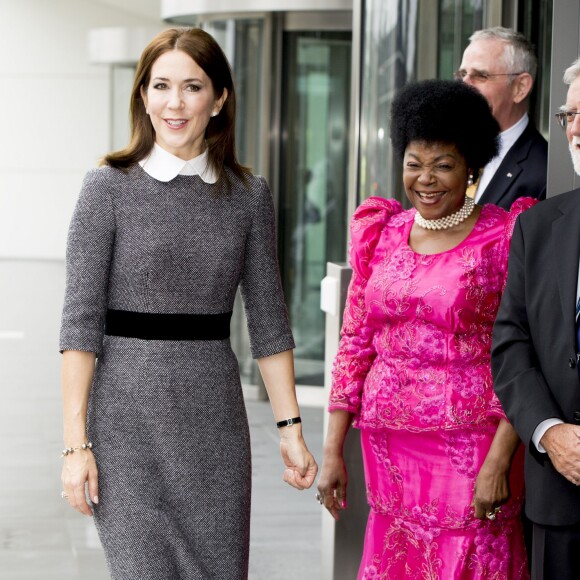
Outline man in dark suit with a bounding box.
[492,58,580,580]
[457,27,547,208]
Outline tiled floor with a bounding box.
[0,260,323,579]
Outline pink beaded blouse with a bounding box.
[329,196,536,432]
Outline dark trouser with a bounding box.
[523,509,533,572]
[532,521,580,580]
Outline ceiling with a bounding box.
[85,0,163,22]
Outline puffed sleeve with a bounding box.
[499,197,538,291]
[329,196,403,414]
[59,169,116,356]
[239,177,295,359]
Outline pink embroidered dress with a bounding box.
[330,196,536,580]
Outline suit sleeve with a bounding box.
[492,215,564,457]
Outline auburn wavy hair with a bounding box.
[103,28,250,190]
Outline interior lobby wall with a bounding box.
[0,0,162,259]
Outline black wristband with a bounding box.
[276,416,302,429]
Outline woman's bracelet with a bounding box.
[61,441,93,458]
[276,417,302,429]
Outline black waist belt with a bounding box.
[105,309,232,341]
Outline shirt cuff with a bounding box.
[532,418,564,453]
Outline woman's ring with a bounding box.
[61,491,68,500]
[315,492,324,505]
[486,511,496,520]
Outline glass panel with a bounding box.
[202,19,265,173]
[359,0,419,205]
[110,66,135,151]
[438,0,485,81]
[358,0,490,205]
[199,19,264,172]
[280,31,352,386]
[518,0,553,139]
[201,18,265,386]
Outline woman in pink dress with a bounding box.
[317,79,535,579]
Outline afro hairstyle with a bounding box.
[390,79,500,178]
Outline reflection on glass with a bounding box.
[519,0,553,138]
[280,31,351,386]
[438,0,484,81]
[359,0,419,205]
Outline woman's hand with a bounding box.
[471,418,520,520]
[316,451,348,520]
[471,457,510,520]
[61,350,98,516]
[279,429,318,490]
[61,450,99,516]
[316,410,352,520]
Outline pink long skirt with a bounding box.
[358,428,528,580]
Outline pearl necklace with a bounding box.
[414,196,475,231]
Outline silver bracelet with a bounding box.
[61,441,93,458]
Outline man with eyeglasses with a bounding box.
[457,27,547,208]
[492,58,580,580]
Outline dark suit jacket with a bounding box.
[478,122,547,209]
[492,189,580,526]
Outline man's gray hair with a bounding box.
[563,58,580,85]
[469,27,538,80]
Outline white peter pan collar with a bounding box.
[139,143,218,183]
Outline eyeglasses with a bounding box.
[555,110,580,130]
[453,69,524,83]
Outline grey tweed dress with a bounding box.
[59,164,295,580]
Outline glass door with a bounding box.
[200,18,267,386]
[437,0,485,80]
[279,31,352,386]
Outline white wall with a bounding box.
[0,0,162,259]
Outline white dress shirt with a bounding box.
[474,114,529,202]
[139,143,218,183]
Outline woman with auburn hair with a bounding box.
[59,27,317,579]
[317,79,534,579]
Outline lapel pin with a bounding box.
[507,172,513,178]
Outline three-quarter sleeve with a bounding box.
[239,177,295,359]
[59,169,116,356]
[329,197,403,414]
